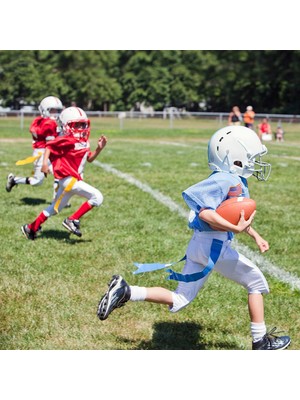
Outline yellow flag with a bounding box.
[16,152,43,166]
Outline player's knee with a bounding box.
[43,208,56,218]
[30,177,44,186]
[247,280,269,295]
[169,292,192,313]
[89,190,103,207]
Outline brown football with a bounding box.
[216,197,256,225]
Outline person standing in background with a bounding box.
[228,106,242,125]
[244,105,255,129]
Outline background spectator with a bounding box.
[276,125,284,142]
[244,105,255,129]
[228,106,242,125]
[258,117,273,141]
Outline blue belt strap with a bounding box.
[133,238,223,282]
[166,238,223,282]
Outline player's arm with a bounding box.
[245,225,269,253]
[88,135,107,162]
[199,208,256,234]
[41,148,51,176]
[43,120,58,141]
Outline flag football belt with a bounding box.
[133,238,223,282]
[54,177,77,213]
[16,152,43,165]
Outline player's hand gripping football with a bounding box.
[236,209,256,233]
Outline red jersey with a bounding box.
[259,122,270,134]
[30,117,58,149]
[46,136,92,181]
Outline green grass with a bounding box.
[1,117,300,350]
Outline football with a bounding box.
[216,197,256,225]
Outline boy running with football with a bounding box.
[21,106,107,240]
[97,125,291,350]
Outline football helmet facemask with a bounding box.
[208,126,271,181]
[38,96,63,120]
[59,107,90,141]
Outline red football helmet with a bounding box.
[59,107,90,141]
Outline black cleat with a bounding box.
[62,218,82,237]
[21,224,36,240]
[97,275,131,320]
[252,327,291,350]
[6,173,16,192]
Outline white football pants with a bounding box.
[43,176,103,217]
[170,230,269,313]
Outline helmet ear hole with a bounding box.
[234,161,243,167]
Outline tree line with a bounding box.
[0,50,299,114]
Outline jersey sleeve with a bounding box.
[42,119,58,141]
[30,118,57,141]
[182,173,235,212]
[46,136,75,156]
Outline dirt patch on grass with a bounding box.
[0,138,28,143]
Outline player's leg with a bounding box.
[97,264,210,321]
[21,181,66,240]
[97,231,214,320]
[8,149,46,193]
[62,180,103,237]
[214,246,290,349]
[28,154,45,187]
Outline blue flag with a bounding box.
[133,256,186,274]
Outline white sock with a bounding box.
[14,176,27,184]
[129,286,147,301]
[251,322,267,343]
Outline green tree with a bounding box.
[55,51,122,110]
[0,50,64,108]
[1,50,300,114]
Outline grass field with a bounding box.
[1,116,300,350]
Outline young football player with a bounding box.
[6,96,63,200]
[21,106,107,240]
[97,125,291,350]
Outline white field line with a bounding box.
[93,160,300,291]
[268,154,300,161]
[94,161,188,218]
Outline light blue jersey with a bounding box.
[182,171,249,233]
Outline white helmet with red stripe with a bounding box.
[59,106,90,141]
[38,96,63,120]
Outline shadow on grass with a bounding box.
[136,321,205,350]
[135,321,238,350]
[38,229,92,244]
[20,197,48,206]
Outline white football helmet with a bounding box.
[208,126,271,181]
[58,106,90,141]
[38,96,63,119]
